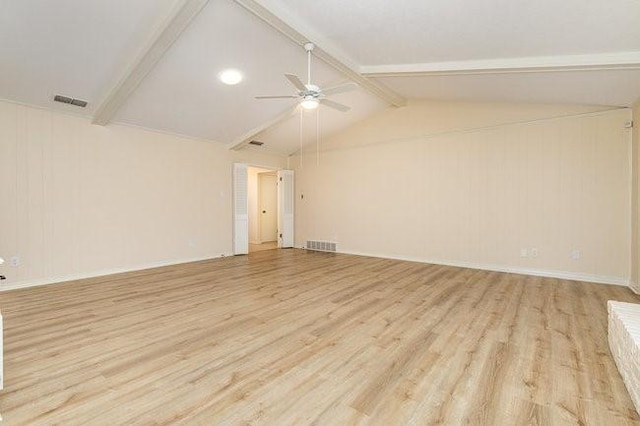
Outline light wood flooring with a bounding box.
[249,241,278,252]
[0,249,639,425]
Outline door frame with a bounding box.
[258,171,277,243]
[233,163,294,255]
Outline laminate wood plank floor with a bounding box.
[0,249,639,425]
[249,242,278,253]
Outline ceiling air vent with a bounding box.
[54,95,88,108]
[248,140,264,146]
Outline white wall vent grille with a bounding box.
[306,240,337,252]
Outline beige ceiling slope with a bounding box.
[363,52,640,107]
[92,0,210,125]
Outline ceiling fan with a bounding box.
[255,42,357,112]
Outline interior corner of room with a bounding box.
[1,0,640,423]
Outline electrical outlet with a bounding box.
[10,256,20,267]
[571,250,581,260]
[520,248,528,257]
[530,248,539,258]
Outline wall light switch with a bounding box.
[571,250,581,260]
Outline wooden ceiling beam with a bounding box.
[233,0,406,108]
[361,51,640,77]
[228,104,299,151]
[92,0,210,126]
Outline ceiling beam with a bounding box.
[228,104,299,151]
[92,0,210,126]
[361,51,640,77]
[232,0,406,107]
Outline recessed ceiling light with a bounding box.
[218,69,243,85]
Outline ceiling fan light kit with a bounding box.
[301,97,319,109]
[255,42,355,112]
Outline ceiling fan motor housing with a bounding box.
[303,84,321,97]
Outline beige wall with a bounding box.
[0,100,285,290]
[294,100,632,285]
[631,100,640,293]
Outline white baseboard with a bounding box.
[629,282,640,295]
[335,249,630,287]
[0,253,234,292]
[3,248,631,292]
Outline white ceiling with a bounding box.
[0,0,178,115]
[1,0,639,155]
[262,0,640,65]
[114,0,359,145]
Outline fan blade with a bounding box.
[321,82,358,96]
[255,95,298,99]
[285,74,307,91]
[320,98,350,112]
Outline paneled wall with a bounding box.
[631,100,640,293]
[0,100,285,289]
[294,101,632,284]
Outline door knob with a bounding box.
[262,210,266,214]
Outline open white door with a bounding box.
[233,163,249,255]
[277,169,294,248]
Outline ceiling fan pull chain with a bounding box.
[299,107,303,168]
[307,48,312,85]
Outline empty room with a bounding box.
[2,0,640,424]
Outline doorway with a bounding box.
[233,164,294,255]
[248,167,278,253]
[259,172,278,243]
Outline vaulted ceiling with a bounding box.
[1,0,639,155]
